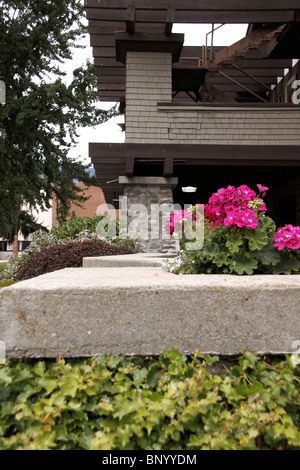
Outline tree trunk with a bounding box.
[13,235,18,257]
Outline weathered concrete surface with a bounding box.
[83,252,175,268]
[1,267,300,358]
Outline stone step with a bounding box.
[82,252,175,268]
[1,263,300,358]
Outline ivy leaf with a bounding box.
[0,370,12,386]
[60,379,78,398]
[230,253,258,275]
[245,228,268,251]
[239,351,259,370]
[147,363,163,388]
[225,233,243,254]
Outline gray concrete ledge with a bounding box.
[83,252,175,268]
[1,266,300,358]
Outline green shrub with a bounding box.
[1,350,300,450]
[3,231,66,281]
[15,240,133,281]
[51,215,110,239]
[0,263,6,281]
[0,280,15,288]
[4,215,142,281]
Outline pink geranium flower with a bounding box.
[204,184,266,229]
[236,209,259,229]
[257,184,269,193]
[274,225,300,251]
[164,209,193,236]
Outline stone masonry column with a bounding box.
[119,176,178,253]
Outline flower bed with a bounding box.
[165,185,300,275]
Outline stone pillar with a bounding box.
[119,176,179,253]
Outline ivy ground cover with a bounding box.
[1,350,300,450]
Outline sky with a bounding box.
[66,23,249,167]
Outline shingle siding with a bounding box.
[125,51,300,146]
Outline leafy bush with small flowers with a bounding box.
[165,184,300,275]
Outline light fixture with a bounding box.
[182,186,197,193]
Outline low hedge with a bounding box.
[1,350,300,450]
[15,240,133,281]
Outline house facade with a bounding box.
[85,1,300,250]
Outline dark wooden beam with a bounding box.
[93,47,116,58]
[207,73,277,84]
[215,72,268,100]
[115,32,184,64]
[94,58,125,67]
[88,21,125,35]
[174,10,296,24]
[97,75,126,84]
[215,68,286,77]
[90,143,300,167]
[98,83,125,91]
[164,156,174,177]
[165,7,175,36]
[88,20,164,34]
[126,5,136,34]
[232,59,293,69]
[85,0,300,12]
[90,35,115,47]
[86,7,296,24]
[97,90,125,98]
[95,67,125,76]
[125,156,135,175]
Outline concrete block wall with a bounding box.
[125,51,300,146]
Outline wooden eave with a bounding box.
[89,142,300,205]
[85,0,299,103]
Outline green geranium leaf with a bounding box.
[245,227,268,251]
[259,217,276,235]
[225,233,243,254]
[273,252,300,274]
[202,242,220,260]
[253,241,281,267]
[212,251,230,267]
[230,253,258,275]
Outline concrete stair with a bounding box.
[1,253,300,359]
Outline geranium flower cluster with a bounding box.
[204,184,267,230]
[165,209,193,236]
[274,225,300,251]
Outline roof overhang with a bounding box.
[115,32,184,64]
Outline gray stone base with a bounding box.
[1,262,300,358]
[119,176,178,253]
